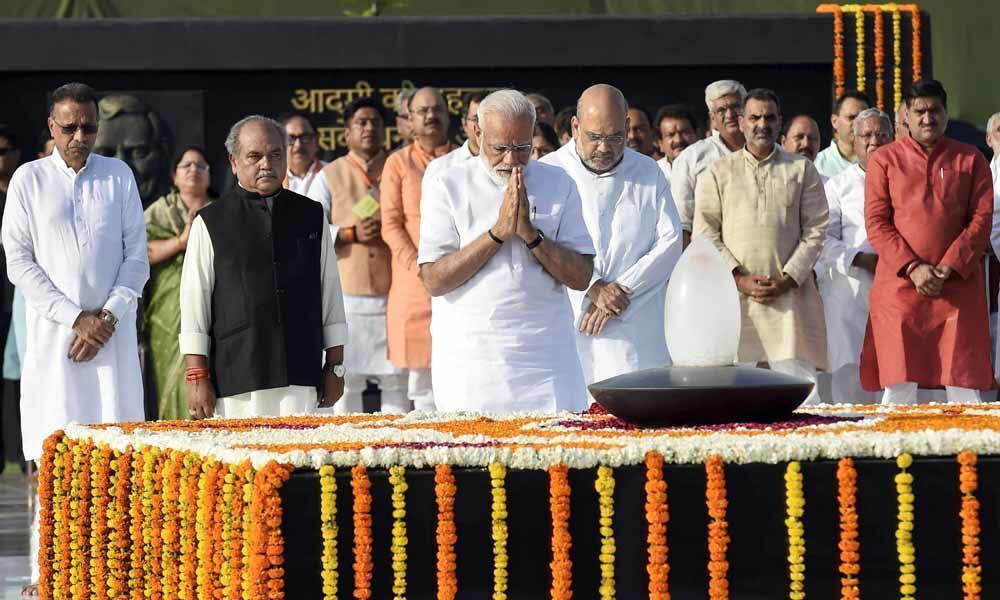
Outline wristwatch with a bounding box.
[324,362,346,377]
[99,310,119,328]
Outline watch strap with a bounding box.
[526,230,545,250]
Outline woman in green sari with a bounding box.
[144,147,214,420]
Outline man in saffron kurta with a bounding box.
[381,87,455,410]
[861,80,995,404]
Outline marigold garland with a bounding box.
[892,8,903,110]
[873,7,885,110]
[147,451,166,598]
[958,451,981,600]
[644,452,669,600]
[853,9,866,90]
[225,463,251,600]
[178,453,200,600]
[160,452,182,599]
[59,439,74,597]
[785,462,806,600]
[595,465,617,600]
[706,455,729,600]
[832,7,846,98]
[73,440,94,599]
[195,460,223,599]
[490,462,510,600]
[106,448,130,598]
[220,464,236,594]
[127,448,146,599]
[319,465,339,600]
[37,432,61,600]
[837,458,860,600]
[896,453,916,600]
[549,463,573,600]
[434,464,458,600]
[389,465,409,599]
[910,6,922,80]
[240,464,255,600]
[247,461,293,600]
[89,444,113,600]
[352,464,374,599]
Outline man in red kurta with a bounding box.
[861,80,995,404]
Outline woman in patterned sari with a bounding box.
[143,147,214,420]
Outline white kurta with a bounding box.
[418,158,595,413]
[669,131,738,231]
[286,160,332,220]
[816,164,874,372]
[178,198,348,416]
[655,156,673,185]
[542,145,682,384]
[2,150,149,460]
[422,140,474,190]
[991,156,1000,383]
[814,140,857,180]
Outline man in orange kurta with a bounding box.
[381,87,455,410]
[861,80,996,404]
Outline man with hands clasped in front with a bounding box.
[419,89,595,413]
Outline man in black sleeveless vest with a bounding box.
[179,115,348,419]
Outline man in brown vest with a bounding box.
[322,97,406,413]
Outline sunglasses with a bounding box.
[51,120,98,136]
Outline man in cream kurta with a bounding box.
[694,89,828,403]
[542,84,682,384]
[418,89,595,413]
[816,108,893,404]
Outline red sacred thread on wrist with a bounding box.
[185,367,210,382]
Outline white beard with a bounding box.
[480,153,511,188]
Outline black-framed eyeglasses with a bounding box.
[51,120,98,135]
[711,104,743,118]
[0,147,15,156]
[584,132,625,146]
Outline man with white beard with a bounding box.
[542,84,682,384]
[418,89,595,413]
[817,108,892,403]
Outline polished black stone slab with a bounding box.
[589,366,813,426]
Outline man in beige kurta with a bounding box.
[694,88,828,403]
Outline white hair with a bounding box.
[705,80,747,110]
[477,89,536,127]
[853,107,893,136]
[987,112,1000,133]
[224,115,285,157]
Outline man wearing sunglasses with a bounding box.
[418,89,594,413]
[2,82,149,596]
[543,84,682,386]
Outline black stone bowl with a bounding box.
[588,365,813,427]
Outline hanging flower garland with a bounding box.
[896,453,917,600]
[837,458,860,600]
[958,451,981,600]
[910,6,922,80]
[319,465,339,600]
[107,448,132,599]
[832,7,846,98]
[706,455,729,600]
[435,464,458,600]
[37,433,61,600]
[247,461,293,600]
[195,460,222,599]
[240,464,255,600]
[853,8,866,90]
[549,463,573,600]
[225,463,251,600]
[785,462,806,600]
[389,465,409,600]
[891,8,903,111]
[352,464,374,599]
[161,453,182,599]
[873,7,885,110]
[644,452,669,600]
[127,449,146,599]
[89,444,113,600]
[148,452,166,598]
[75,441,95,595]
[490,462,510,600]
[178,453,200,600]
[596,465,617,600]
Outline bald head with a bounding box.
[409,86,448,146]
[573,84,628,173]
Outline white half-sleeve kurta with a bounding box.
[990,156,1000,383]
[816,164,875,372]
[418,158,594,413]
[178,203,348,416]
[2,150,149,460]
[542,145,683,384]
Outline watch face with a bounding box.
[332,364,346,377]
